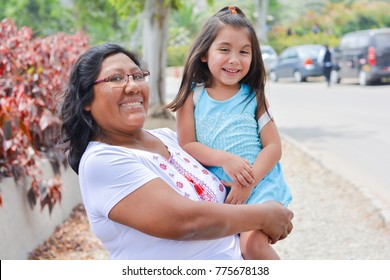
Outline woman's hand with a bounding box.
[258,201,294,244]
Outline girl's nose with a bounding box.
[228,53,240,64]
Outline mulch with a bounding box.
[28,204,109,260]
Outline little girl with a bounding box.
[167,6,292,260]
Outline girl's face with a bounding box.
[202,24,252,89]
[85,53,149,142]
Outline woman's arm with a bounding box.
[176,94,254,186]
[109,177,293,243]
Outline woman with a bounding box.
[60,43,293,260]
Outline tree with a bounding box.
[254,0,269,43]
[110,0,181,118]
[142,0,174,117]
[71,0,131,45]
[0,0,74,37]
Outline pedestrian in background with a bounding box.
[323,45,332,87]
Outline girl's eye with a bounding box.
[109,74,125,83]
[219,48,229,53]
[241,50,251,55]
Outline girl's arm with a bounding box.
[251,98,282,186]
[225,99,281,204]
[176,93,254,187]
[109,177,293,243]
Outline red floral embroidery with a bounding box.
[202,169,209,174]
[184,158,190,163]
[169,157,218,202]
[176,182,184,189]
[159,163,167,170]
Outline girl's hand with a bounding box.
[222,154,254,187]
[223,180,253,204]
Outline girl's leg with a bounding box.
[240,230,281,260]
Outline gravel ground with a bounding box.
[29,117,390,260]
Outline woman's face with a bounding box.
[85,53,149,141]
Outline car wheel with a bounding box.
[358,70,368,86]
[330,69,340,84]
[269,71,278,82]
[293,71,303,82]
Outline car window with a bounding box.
[279,49,290,59]
[262,48,273,55]
[298,46,322,58]
[340,35,355,50]
[374,33,390,47]
[288,49,298,58]
[356,34,369,48]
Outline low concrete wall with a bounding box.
[0,162,81,259]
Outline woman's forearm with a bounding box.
[178,199,292,243]
[109,177,293,243]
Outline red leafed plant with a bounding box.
[0,18,89,213]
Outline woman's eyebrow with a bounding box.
[101,66,141,74]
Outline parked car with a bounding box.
[269,44,325,82]
[331,28,390,86]
[261,45,278,74]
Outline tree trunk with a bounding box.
[255,0,269,43]
[142,0,173,118]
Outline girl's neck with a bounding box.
[206,82,240,101]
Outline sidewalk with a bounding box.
[29,116,390,259]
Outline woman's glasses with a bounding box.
[94,70,150,88]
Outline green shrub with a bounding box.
[268,32,340,54]
[167,45,190,67]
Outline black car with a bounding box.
[332,28,390,86]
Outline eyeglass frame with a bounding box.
[94,70,150,88]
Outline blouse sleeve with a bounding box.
[79,145,159,218]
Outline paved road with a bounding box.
[166,77,390,222]
[266,79,390,222]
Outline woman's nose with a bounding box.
[124,77,141,93]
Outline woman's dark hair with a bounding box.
[60,43,144,173]
[166,6,267,114]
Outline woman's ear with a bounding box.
[84,105,91,112]
[201,54,208,63]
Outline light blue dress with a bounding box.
[194,83,292,206]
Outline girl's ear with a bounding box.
[84,105,91,112]
[201,54,208,63]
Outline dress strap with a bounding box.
[257,110,273,132]
[193,83,205,106]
